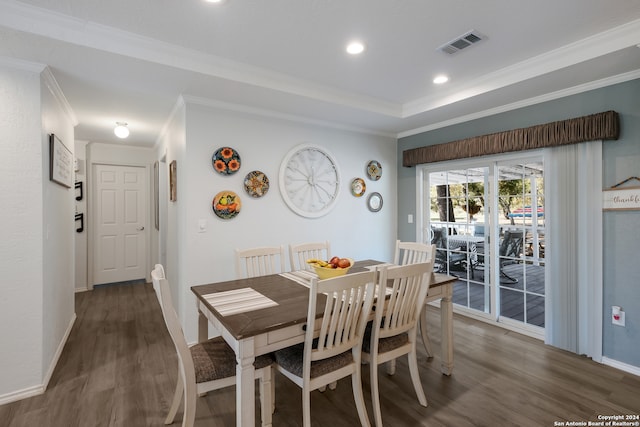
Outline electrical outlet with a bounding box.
[612,306,625,327]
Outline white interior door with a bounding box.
[93,164,147,285]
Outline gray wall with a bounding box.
[397,79,640,369]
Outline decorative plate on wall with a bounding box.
[212,147,241,175]
[366,160,382,181]
[367,192,383,212]
[244,170,270,198]
[351,178,366,197]
[212,190,241,219]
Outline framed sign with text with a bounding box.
[603,186,640,211]
[49,133,73,188]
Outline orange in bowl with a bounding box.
[308,258,354,280]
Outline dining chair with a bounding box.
[274,270,376,427]
[393,240,435,265]
[362,261,434,427]
[235,245,286,279]
[289,240,331,271]
[151,264,275,427]
[393,241,437,361]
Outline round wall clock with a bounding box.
[279,143,341,218]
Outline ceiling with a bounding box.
[2,0,640,148]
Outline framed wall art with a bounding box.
[169,160,177,202]
[154,161,160,229]
[49,133,73,188]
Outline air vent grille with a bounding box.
[438,30,485,55]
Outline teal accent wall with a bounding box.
[397,79,640,368]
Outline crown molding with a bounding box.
[182,94,396,139]
[0,54,45,73]
[41,66,78,126]
[398,69,640,138]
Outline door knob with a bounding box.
[137,226,145,231]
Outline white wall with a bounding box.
[40,69,76,387]
[0,61,45,400]
[170,100,397,342]
[0,60,75,403]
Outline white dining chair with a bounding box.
[393,240,435,265]
[362,261,434,427]
[289,240,331,271]
[151,264,275,427]
[393,241,437,360]
[235,245,286,279]
[274,270,376,427]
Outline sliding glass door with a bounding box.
[423,154,545,336]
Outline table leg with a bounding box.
[419,305,434,358]
[198,311,208,343]
[440,288,454,376]
[236,338,257,427]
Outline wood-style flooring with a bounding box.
[1,282,638,427]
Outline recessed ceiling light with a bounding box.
[433,75,449,84]
[205,0,226,3]
[114,122,129,139]
[346,41,365,55]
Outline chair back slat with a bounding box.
[394,240,435,265]
[307,270,375,363]
[378,262,433,339]
[235,245,286,279]
[289,241,330,271]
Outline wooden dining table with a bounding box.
[191,259,456,427]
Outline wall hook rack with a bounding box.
[75,213,84,233]
[75,181,83,201]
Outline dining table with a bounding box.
[191,259,457,427]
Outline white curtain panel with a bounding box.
[544,140,603,360]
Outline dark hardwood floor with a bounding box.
[1,282,638,427]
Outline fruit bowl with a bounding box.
[307,258,354,280]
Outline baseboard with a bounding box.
[0,384,46,406]
[42,313,76,389]
[601,357,640,377]
[0,313,77,406]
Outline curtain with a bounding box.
[544,140,602,360]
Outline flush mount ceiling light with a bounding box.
[346,41,365,55]
[433,75,449,84]
[205,0,226,3]
[114,122,129,139]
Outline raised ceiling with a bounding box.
[1,0,640,147]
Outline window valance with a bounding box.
[402,110,619,167]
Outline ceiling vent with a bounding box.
[438,30,485,55]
